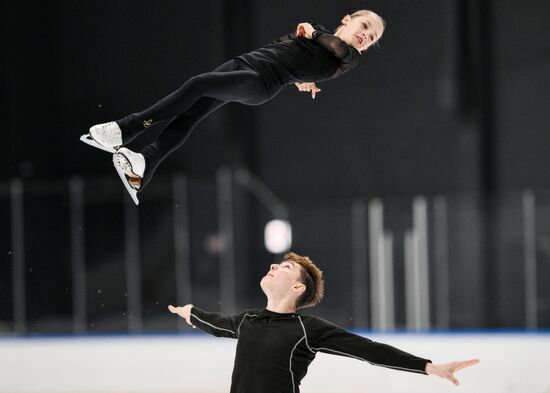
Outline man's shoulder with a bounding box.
[299,312,345,331]
[297,312,332,326]
[239,308,262,316]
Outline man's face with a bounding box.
[260,260,304,298]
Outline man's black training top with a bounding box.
[191,307,431,393]
[235,23,361,97]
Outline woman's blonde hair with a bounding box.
[334,9,386,47]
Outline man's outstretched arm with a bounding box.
[168,304,248,339]
[308,317,479,385]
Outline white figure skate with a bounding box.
[112,147,145,205]
[80,122,123,153]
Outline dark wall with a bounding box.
[3,1,243,180]
[493,1,550,190]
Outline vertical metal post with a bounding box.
[351,200,368,329]
[404,229,415,330]
[415,196,430,330]
[405,197,430,331]
[217,168,236,314]
[368,199,384,330]
[69,177,87,332]
[10,179,26,334]
[173,174,193,332]
[124,199,142,333]
[522,190,537,329]
[433,196,450,329]
[382,231,395,330]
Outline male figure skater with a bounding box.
[169,252,479,393]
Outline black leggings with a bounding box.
[117,59,280,190]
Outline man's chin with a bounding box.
[259,279,271,293]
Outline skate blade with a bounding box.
[113,154,140,205]
[80,133,117,154]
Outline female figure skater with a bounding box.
[81,10,386,204]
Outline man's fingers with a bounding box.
[455,359,480,372]
[168,304,186,317]
[445,359,479,386]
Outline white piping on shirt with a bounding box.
[190,313,236,336]
[237,314,257,337]
[289,336,305,393]
[297,316,316,354]
[311,346,426,374]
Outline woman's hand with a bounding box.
[425,359,480,386]
[168,304,196,328]
[295,22,315,39]
[295,82,321,99]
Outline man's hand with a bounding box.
[295,22,315,39]
[294,82,321,99]
[425,359,480,386]
[168,304,196,328]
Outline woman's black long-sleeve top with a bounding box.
[235,23,361,97]
[190,307,431,393]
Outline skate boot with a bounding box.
[112,147,145,205]
[80,122,123,153]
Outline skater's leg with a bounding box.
[133,96,226,190]
[117,59,268,143]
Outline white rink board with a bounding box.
[0,333,548,393]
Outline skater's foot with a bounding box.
[113,147,146,205]
[80,122,123,153]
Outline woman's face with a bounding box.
[338,14,384,52]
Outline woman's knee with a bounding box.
[179,74,209,97]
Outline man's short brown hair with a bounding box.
[283,252,324,309]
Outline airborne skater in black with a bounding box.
[81,10,385,204]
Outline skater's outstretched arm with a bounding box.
[306,317,479,384]
[310,318,430,374]
[168,304,254,339]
